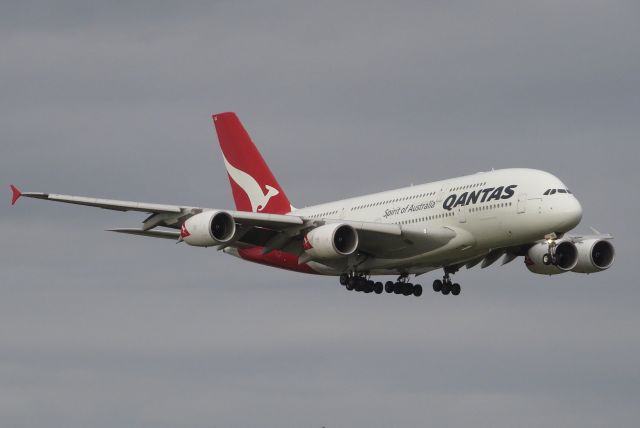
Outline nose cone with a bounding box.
[557,197,583,231]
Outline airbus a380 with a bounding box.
[10,112,615,297]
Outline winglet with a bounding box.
[10,184,22,205]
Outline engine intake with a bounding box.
[182,211,236,247]
[572,239,615,273]
[304,223,359,259]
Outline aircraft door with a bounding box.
[456,206,466,223]
[517,193,527,213]
[436,184,447,202]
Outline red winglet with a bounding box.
[10,184,22,205]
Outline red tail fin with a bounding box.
[213,113,292,214]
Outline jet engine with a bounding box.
[571,238,615,273]
[181,211,236,247]
[525,240,578,275]
[304,223,359,259]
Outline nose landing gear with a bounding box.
[542,233,560,266]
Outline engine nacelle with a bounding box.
[181,211,236,247]
[572,239,615,273]
[525,240,578,275]
[304,223,359,259]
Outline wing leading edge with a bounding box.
[10,185,458,262]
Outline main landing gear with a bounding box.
[339,273,383,294]
[432,267,461,296]
[339,273,421,297]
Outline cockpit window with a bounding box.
[557,189,567,193]
[567,189,572,194]
[543,189,551,195]
[550,189,556,194]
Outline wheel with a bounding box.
[403,283,413,296]
[542,253,551,265]
[413,284,423,297]
[441,281,451,295]
[393,282,403,294]
[374,282,383,294]
[451,283,461,296]
[355,277,365,292]
[346,277,356,290]
[433,279,443,292]
[385,281,395,293]
[339,274,349,286]
[365,280,374,293]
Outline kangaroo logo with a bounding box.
[223,155,280,212]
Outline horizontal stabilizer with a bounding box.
[107,228,180,240]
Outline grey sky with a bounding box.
[1,1,639,427]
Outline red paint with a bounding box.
[302,234,313,251]
[180,223,191,238]
[238,247,316,274]
[212,113,292,214]
[524,256,534,266]
[10,184,21,205]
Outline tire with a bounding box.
[393,283,402,294]
[451,283,461,296]
[339,274,349,286]
[441,282,451,295]
[374,282,383,294]
[433,279,443,292]
[413,284,423,297]
[365,280,374,293]
[385,281,395,293]
[403,283,413,296]
[346,277,356,290]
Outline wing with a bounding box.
[11,185,458,260]
[461,231,615,272]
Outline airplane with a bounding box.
[10,112,615,297]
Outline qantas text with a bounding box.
[442,185,518,211]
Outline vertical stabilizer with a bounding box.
[213,113,292,214]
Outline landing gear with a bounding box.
[385,274,422,297]
[413,284,423,297]
[385,281,394,293]
[542,234,560,266]
[451,283,461,296]
[433,267,462,296]
[339,274,349,286]
[340,273,421,297]
[373,282,383,294]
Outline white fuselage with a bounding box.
[292,168,583,275]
